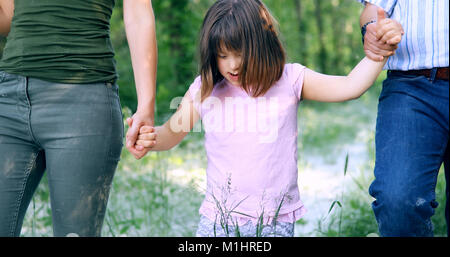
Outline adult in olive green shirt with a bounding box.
[0,0,157,236]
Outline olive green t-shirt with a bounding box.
[0,0,117,84]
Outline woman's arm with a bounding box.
[302,56,387,102]
[123,0,158,159]
[136,91,201,151]
[0,0,14,36]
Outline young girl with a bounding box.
[131,0,402,237]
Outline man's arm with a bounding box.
[0,0,14,36]
[123,0,158,159]
[360,2,380,27]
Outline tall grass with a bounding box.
[19,89,448,236]
[21,113,206,237]
[316,159,448,237]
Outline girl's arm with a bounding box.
[0,0,14,36]
[302,7,401,103]
[123,0,158,159]
[136,90,201,151]
[302,56,387,102]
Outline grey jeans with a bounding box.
[0,71,123,236]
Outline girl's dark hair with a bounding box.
[198,0,285,101]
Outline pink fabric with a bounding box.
[188,63,307,225]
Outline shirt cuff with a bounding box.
[357,0,397,17]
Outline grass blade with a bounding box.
[327,200,342,215]
[344,153,349,176]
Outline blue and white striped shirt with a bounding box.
[359,0,449,70]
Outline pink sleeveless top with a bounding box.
[188,63,307,225]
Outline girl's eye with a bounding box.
[218,55,226,59]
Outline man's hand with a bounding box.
[363,8,404,62]
[375,8,403,45]
[126,111,154,159]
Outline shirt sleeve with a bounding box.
[287,63,306,101]
[357,0,398,17]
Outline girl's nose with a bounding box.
[230,57,240,70]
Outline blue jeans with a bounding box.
[369,70,449,237]
[0,71,124,236]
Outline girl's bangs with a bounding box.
[209,14,243,55]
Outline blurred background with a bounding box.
[0,0,446,237]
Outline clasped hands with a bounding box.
[364,8,404,62]
[125,110,156,159]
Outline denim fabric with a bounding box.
[369,71,449,237]
[0,71,123,236]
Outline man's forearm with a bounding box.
[360,2,380,27]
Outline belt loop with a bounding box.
[430,67,438,82]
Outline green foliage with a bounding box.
[432,170,448,237]
[318,162,448,237]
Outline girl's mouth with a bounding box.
[229,72,239,81]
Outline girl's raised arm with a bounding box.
[302,8,399,103]
[302,56,387,102]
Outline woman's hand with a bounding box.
[126,111,154,159]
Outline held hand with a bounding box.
[125,111,154,159]
[363,8,402,62]
[376,8,404,45]
[136,126,157,149]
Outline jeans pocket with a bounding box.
[0,71,6,83]
[0,71,18,100]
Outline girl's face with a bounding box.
[217,48,242,87]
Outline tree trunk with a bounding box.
[164,0,193,91]
[331,0,344,74]
[314,0,327,73]
[293,0,308,65]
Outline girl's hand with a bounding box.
[135,125,157,150]
[126,112,154,159]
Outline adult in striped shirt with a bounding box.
[359,0,449,237]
